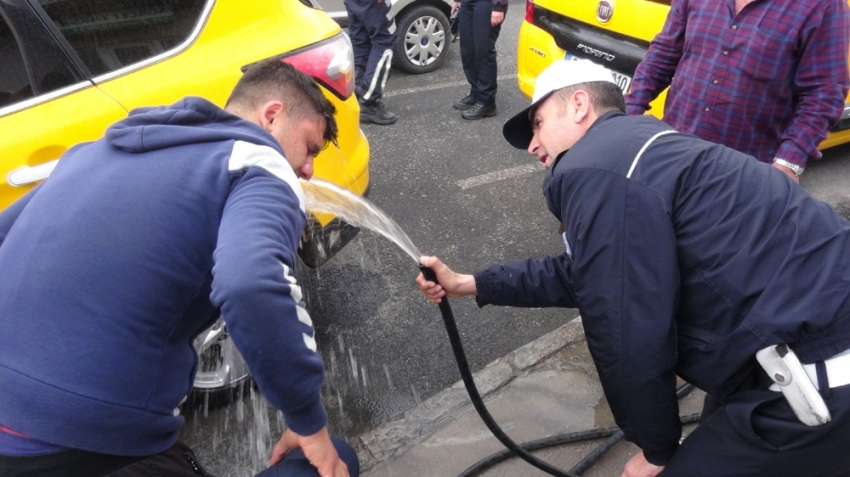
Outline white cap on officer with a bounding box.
[502,59,617,149]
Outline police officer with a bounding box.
[344,0,398,125]
[418,59,850,476]
[451,0,507,120]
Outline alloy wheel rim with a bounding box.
[404,16,446,66]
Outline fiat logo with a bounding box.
[597,0,614,23]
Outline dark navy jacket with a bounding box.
[0,98,325,456]
[474,112,850,464]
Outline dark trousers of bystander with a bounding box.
[344,0,396,104]
[458,0,501,106]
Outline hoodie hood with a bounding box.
[106,97,284,156]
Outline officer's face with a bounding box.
[527,93,585,168]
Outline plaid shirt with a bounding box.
[626,0,850,168]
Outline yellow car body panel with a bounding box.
[0,87,128,210]
[516,0,850,150]
[1,0,369,228]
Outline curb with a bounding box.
[352,317,586,473]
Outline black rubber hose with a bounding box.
[458,413,701,477]
[420,265,576,477]
[567,384,696,476]
[419,265,702,477]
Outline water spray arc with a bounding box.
[303,179,698,476]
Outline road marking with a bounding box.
[384,74,519,98]
[456,163,543,189]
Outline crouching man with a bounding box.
[0,59,357,477]
[418,59,850,477]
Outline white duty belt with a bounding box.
[767,349,850,392]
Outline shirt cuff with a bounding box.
[774,140,814,169]
[284,398,328,437]
[643,442,679,467]
[472,269,498,308]
[625,103,648,116]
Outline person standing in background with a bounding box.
[625,0,850,183]
[451,0,507,120]
[345,0,399,125]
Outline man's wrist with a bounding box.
[773,157,804,177]
[458,273,477,296]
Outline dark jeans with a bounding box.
[458,0,501,106]
[344,0,396,103]
[662,386,850,476]
[0,439,359,477]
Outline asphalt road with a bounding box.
[180,0,850,473]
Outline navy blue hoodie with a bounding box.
[0,97,326,456]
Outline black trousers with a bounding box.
[458,0,501,106]
[0,439,360,477]
[344,0,396,103]
[662,385,850,476]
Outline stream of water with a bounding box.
[302,178,422,263]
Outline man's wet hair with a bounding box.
[554,81,626,114]
[226,59,338,147]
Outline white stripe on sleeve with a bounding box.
[282,263,317,352]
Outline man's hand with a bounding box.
[772,162,800,184]
[416,256,477,303]
[491,11,505,26]
[451,0,459,15]
[621,452,664,477]
[270,427,349,477]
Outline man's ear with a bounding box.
[573,91,590,123]
[259,101,285,131]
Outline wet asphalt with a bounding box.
[179,0,850,474]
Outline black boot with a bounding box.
[461,103,496,120]
[453,94,476,111]
[360,100,398,125]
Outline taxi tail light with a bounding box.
[282,33,355,100]
[524,0,534,23]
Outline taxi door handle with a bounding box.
[7,159,59,186]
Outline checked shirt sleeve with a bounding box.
[775,0,850,168]
[625,0,688,116]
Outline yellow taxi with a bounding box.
[1,0,374,393]
[515,0,850,149]
[0,0,369,268]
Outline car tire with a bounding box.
[192,257,313,395]
[393,4,450,74]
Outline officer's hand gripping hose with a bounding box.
[419,265,700,477]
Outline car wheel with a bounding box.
[393,4,450,74]
[192,317,252,393]
[192,258,313,394]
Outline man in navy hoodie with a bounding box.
[0,60,358,477]
[418,59,850,476]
